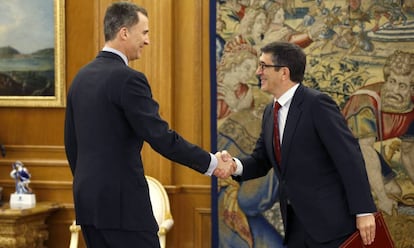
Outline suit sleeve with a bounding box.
[119,72,211,173]
[64,91,78,175]
[239,103,274,181]
[312,93,376,214]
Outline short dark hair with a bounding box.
[103,2,148,42]
[260,42,306,83]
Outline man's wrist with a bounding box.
[232,157,243,176]
[205,153,218,176]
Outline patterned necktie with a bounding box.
[273,102,282,165]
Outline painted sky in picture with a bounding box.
[0,0,54,54]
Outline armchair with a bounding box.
[69,220,81,248]
[69,176,173,248]
[145,175,174,248]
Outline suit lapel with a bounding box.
[280,85,304,175]
[263,103,278,169]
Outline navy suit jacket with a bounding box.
[239,84,376,242]
[64,51,211,231]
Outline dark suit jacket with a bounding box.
[239,84,376,243]
[64,51,211,231]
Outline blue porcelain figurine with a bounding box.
[10,161,33,194]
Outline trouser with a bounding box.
[81,225,160,248]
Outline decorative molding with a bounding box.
[177,185,211,194]
[0,145,65,154]
[0,180,72,189]
[0,159,67,167]
[194,208,211,248]
[0,145,67,168]
[0,179,210,196]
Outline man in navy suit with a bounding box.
[64,2,234,247]
[224,42,377,247]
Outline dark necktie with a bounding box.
[273,102,282,165]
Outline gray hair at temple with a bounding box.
[103,2,148,42]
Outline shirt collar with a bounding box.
[102,46,128,65]
[275,83,300,107]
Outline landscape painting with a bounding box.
[0,0,65,107]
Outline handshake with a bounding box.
[213,150,237,179]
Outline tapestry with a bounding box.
[214,0,414,247]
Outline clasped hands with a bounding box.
[213,150,236,179]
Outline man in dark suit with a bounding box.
[64,2,234,248]
[224,41,377,247]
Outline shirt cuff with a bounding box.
[356,213,374,217]
[204,153,218,176]
[232,157,243,176]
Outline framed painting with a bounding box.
[213,0,414,247]
[0,0,65,107]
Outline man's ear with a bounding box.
[119,27,128,40]
[282,67,290,81]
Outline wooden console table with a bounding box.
[0,202,60,248]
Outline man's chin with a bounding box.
[382,103,413,113]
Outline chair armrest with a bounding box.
[159,218,174,235]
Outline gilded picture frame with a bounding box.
[0,0,65,107]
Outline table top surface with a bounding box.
[0,201,61,217]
